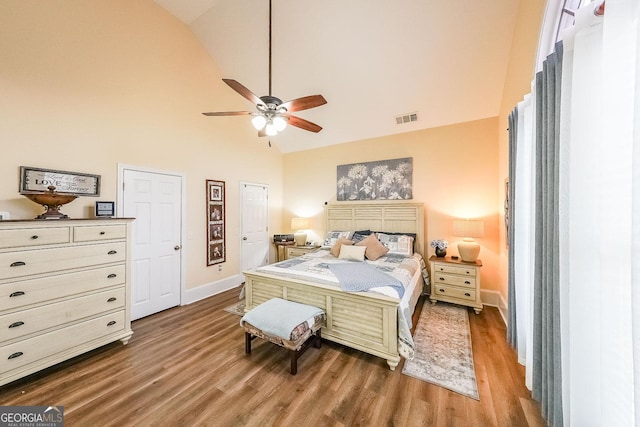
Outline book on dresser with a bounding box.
[0,218,134,387]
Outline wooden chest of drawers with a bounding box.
[429,256,483,314]
[0,218,133,386]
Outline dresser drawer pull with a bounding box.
[107,273,117,279]
[439,289,445,293]
[465,281,471,284]
[100,231,106,235]
[465,293,471,297]
[8,352,23,360]
[108,250,117,255]
[439,277,445,281]
[9,291,25,298]
[10,261,26,267]
[107,297,117,302]
[9,321,25,329]
[107,320,117,327]
[31,235,39,239]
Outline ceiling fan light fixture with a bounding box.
[265,121,278,136]
[273,116,287,131]
[251,115,267,130]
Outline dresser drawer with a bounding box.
[1,265,125,311]
[0,227,70,249]
[433,273,476,288]
[1,310,126,375]
[0,288,125,342]
[73,224,127,242]
[431,263,477,277]
[0,242,125,280]
[433,285,477,302]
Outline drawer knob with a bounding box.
[10,261,26,267]
[100,231,106,235]
[107,273,117,279]
[9,291,25,298]
[31,235,39,239]
[107,297,117,302]
[8,352,23,360]
[107,320,117,327]
[9,321,24,329]
[108,250,117,255]
[465,281,471,284]
[465,293,471,297]
[439,289,445,293]
[439,277,445,281]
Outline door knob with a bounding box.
[174,245,181,251]
[243,237,248,241]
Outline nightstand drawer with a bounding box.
[433,285,476,302]
[433,273,476,288]
[431,263,476,277]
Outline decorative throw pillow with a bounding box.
[355,234,389,261]
[322,231,353,248]
[376,233,414,256]
[330,237,354,257]
[338,244,366,261]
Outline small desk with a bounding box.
[274,241,295,262]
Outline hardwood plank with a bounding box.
[0,289,546,426]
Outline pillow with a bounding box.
[322,231,353,248]
[351,233,369,243]
[338,244,366,261]
[355,234,389,261]
[330,237,354,257]
[376,232,414,256]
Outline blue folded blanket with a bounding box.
[328,261,404,298]
[241,298,324,339]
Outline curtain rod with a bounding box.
[595,0,605,16]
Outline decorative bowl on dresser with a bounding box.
[0,218,134,386]
[429,255,483,314]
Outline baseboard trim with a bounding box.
[480,289,509,326]
[183,274,243,305]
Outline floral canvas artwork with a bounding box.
[336,157,413,201]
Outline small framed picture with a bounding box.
[95,201,115,217]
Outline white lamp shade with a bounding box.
[273,116,287,131]
[251,115,267,130]
[265,122,278,136]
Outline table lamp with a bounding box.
[452,219,485,262]
[291,217,310,246]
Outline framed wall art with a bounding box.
[206,179,225,266]
[19,166,100,196]
[336,157,413,201]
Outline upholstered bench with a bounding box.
[240,298,325,375]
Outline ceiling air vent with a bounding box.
[395,112,418,125]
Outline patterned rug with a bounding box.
[223,300,246,316]
[402,301,479,400]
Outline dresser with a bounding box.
[0,218,134,386]
[429,256,483,314]
[285,245,320,260]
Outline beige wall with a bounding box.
[283,118,502,293]
[0,1,284,292]
[496,1,547,301]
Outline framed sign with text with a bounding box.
[19,166,101,196]
[206,179,225,266]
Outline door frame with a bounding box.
[240,181,270,281]
[117,163,187,306]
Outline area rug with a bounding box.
[402,301,479,400]
[223,299,245,316]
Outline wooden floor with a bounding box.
[0,288,546,427]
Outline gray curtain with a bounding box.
[507,108,518,347]
[532,42,563,427]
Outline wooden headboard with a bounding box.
[325,202,425,256]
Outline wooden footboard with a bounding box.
[244,271,401,370]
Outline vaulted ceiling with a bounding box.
[154,0,521,153]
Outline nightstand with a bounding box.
[274,241,295,262]
[429,256,483,314]
[285,245,320,260]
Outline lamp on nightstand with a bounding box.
[291,217,310,246]
[453,219,485,262]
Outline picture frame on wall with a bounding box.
[336,157,413,201]
[206,179,225,266]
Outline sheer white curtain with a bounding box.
[559,1,640,425]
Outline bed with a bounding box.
[243,202,428,370]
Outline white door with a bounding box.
[241,183,269,281]
[122,168,182,320]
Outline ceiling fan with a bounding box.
[202,0,327,138]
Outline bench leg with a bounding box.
[245,332,252,354]
[290,350,298,375]
[314,329,322,348]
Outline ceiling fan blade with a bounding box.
[222,79,265,107]
[285,114,323,133]
[202,111,252,116]
[280,95,327,113]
